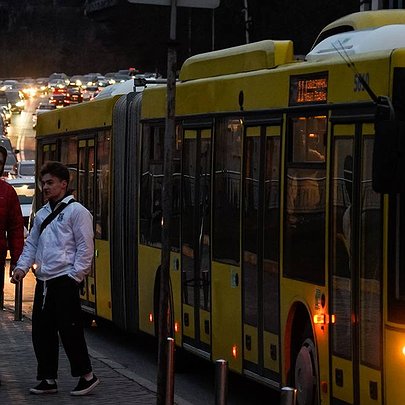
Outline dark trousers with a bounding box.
[32,275,92,380]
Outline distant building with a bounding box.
[361,0,404,10]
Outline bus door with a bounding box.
[330,121,383,405]
[242,122,281,384]
[78,138,96,307]
[181,125,212,354]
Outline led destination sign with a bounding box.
[289,73,328,105]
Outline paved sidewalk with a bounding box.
[1,269,191,405]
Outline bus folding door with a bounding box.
[242,123,281,384]
[181,127,212,355]
[330,122,383,405]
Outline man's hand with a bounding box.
[10,268,26,284]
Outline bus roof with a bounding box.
[179,40,294,81]
[307,24,405,61]
[36,95,121,137]
[312,9,405,48]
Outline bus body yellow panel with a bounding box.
[331,356,354,404]
[359,365,382,405]
[243,324,258,364]
[95,239,112,320]
[263,331,280,373]
[183,304,195,339]
[211,261,242,372]
[327,56,390,104]
[199,309,211,345]
[138,244,161,335]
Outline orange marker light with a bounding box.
[174,322,179,333]
[402,346,405,356]
[330,314,336,324]
[314,314,326,324]
[149,313,153,323]
[232,344,238,358]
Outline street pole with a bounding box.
[242,0,250,44]
[157,0,177,403]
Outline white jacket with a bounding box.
[16,195,94,282]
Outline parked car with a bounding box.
[0,135,18,177]
[6,177,35,235]
[14,159,35,180]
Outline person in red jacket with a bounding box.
[0,145,24,309]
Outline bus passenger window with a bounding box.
[292,116,326,163]
[140,125,165,247]
[213,118,242,265]
[284,115,327,284]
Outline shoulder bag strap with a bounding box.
[39,199,76,236]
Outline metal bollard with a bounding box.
[215,359,228,405]
[14,279,23,321]
[165,337,175,405]
[280,387,297,405]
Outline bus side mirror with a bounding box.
[372,118,405,193]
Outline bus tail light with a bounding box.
[149,313,153,323]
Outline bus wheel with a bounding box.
[294,338,318,405]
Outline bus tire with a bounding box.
[294,337,319,405]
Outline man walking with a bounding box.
[11,161,99,396]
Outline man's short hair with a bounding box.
[39,161,70,183]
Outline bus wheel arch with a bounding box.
[285,302,320,405]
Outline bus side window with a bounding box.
[284,115,327,284]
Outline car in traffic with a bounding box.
[64,85,83,105]
[82,85,100,101]
[0,135,18,177]
[1,104,11,125]
[49,87,66,108]
[6,177,35,235]
[6,90,25,113]
[32,102,56,128]
[14,159,35,180]
[1,79,19,91]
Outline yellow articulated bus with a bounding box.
[35,10,405,405]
